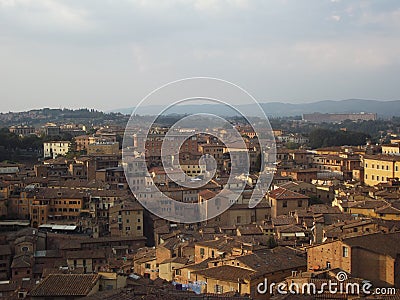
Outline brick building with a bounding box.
[307,232,400,287]
[269,187,309,218]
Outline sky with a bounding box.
[1,0,400,112]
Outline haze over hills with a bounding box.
[109,99,400,118]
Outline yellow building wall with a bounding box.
[364,158,400,186]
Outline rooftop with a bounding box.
[192,265,255,283]
[29,274,100,297]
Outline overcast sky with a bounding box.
[1,0,400,112]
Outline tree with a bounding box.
[65,139,79,159]
[286,142,300,150]
[308,128,370,149]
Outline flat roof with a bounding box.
[39,224,77,231]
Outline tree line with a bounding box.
[308,128,370,149]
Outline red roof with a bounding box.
[269,187,309,200]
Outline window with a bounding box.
[282,200,288,208]
[137,226,141,230]
[343,246,349,257]
[236,216,241,223]
[200,248,205,256]
[145,263,151,269]
[214,284,224,294]
[297,200,302,207]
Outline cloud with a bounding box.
[0,0,92,33]
[0,0,400,112]
[329,15,341,22]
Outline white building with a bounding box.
[43,141,71,159]
[277,134,309,144]
[382,144,400,155]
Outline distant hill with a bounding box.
[0,108,129,127]
[109,99,400,117]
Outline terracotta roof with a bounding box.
[35,187,88,199]
[269,187,309,200]
[230,202,271,209]
[351,200,388,209]
[134,256,156,264]
[308,204,341,214]
[322,213,354,225]
[237,225,263,235]
[195,237,229,248]
[278,181,315,190]
[198,189,217,200]
[41,267,85,278]
[89,189,130,197]
[375,205,400,215]
[284,168,319,173]
[158,237,182,250]
[154,224,170,234]
[238,247,306,274]
[43,157,69,165]
[271,215,297,226]
[343,232,400,258]
[192,265,255,283]
[66,250,106,259]
[29,274,100,297]
[278,224,306,233]
[111,200,143,212]
[364,154,400,162]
